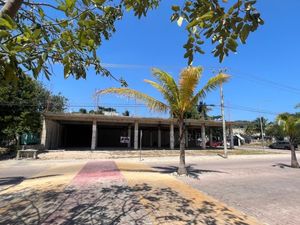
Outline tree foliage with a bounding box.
[0,74,68,145]
[0,0,263,82]
[96,66,230,174]
[277,113,300,168]
[277,113,300,145]
[184,101,213,119]
[172,0,264,65]
[265,122,284,141]
[245,117,268,137]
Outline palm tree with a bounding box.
[96,67,230,174]
[277,113,300,168]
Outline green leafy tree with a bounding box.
[46,94,68,112]
[79,108,87,114]
[265,122,285,141]
[122,110,130,116]
[96,67,229,174]
[0,0,263,82]
[184,102,212,119]
[0,74,68,146]
[245,117,268,138]
[210,115,222,120]
[277,113,300,168]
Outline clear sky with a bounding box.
[40,1,300,122]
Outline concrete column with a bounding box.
[170,122,174,150]
[185,127,189,148]
[158,126,161,148]
[41,119,47,148]
[91,121,97,150]
[41,119,60,150]
[127,125,131,148]
[201,124,206,149]
[134,121,139,150]
[229,126,234,149]
[209,128,213,147]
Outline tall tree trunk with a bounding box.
[178,119,187,175]
[290,143,299,168]
[0,0,23,18]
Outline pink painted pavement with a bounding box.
[42,161,125,225]
[71,160,123,187]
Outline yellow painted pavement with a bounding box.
[116,162,263,225]
[0,162,85,215]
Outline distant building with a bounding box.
[41,113,239,150]
[102,111,119,116]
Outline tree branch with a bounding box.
[0,0,23,18]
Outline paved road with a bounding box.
[0,159,261,225]
[148,154,300,225]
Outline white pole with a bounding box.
[220,82,228,158]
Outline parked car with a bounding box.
[206,141,230,148]
[269,141,298,150]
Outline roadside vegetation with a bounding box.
[0,74,68,154]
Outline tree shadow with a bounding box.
[272,163,292,169]
[0,174,61,192]
[0,180,252,225]
[152,165,227,179]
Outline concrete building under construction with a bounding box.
[41,113,236,150]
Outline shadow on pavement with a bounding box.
[0,181,253,225]
[0,175,61,192]
[272,163,292,168]
[152,165,227,179]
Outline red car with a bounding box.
[206,141,229,148]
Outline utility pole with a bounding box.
[220,81,228,158]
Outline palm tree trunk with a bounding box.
[0,0,23,18]
[178,119,187,175]
[290,144,299,168]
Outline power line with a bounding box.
[228,67,300,93]
[0,101,284,116]
[102,62,300,95]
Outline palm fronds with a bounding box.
[178,67,202,112]
[191,73,230,106]
[96,88,169,113]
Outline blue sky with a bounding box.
[40,1,300,121]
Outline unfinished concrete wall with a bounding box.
[41,119,61,150]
